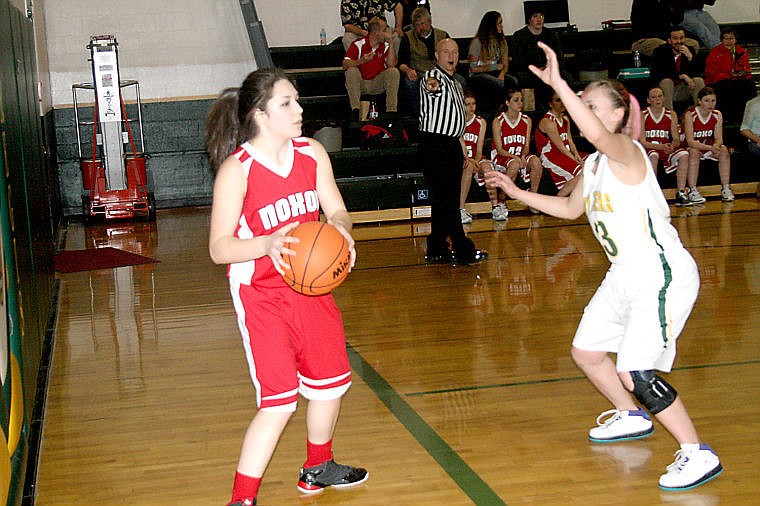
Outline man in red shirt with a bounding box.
[343,17,399,121]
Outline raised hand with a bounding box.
[528,41,562,87]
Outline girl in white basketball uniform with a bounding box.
[486,42,722,491]
[206,69,367,506]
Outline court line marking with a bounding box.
[347,343,507,506]
[406,359,760,397]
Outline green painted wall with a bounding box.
[0,1,59,503]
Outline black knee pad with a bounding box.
[629,370,678,415]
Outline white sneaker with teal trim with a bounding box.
[588,408,654,442]
[659,444,723,491]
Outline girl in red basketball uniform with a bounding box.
[206,69,367,506]
[459,90,491,223]
[683,87,734,202]
[535,91,586,196]
[640,86,696,206]
[491,89,543,212]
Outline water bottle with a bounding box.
[320,28,326,46]
[633,50,641,68]
[369,101,378,120]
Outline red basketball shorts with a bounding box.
[540,151,584,190]
[229,279,352,412]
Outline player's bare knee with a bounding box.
[629,370,678,415]
[570,346,603,368]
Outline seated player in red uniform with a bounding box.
[682,87,734,203]
[640,86,695,206]
[459,90,492,223]
[490,89,543,216]
[534,91,586,196]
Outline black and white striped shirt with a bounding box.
[418,66,466,138]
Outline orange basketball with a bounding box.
[281,221,352,296]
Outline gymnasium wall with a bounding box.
[0,0,59,503]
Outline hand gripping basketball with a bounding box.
[281,221,352,296]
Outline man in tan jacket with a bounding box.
[397,7,462,116]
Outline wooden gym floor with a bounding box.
[36,195,760,505]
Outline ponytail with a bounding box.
[205,88,242,171]
[204,68,292,171]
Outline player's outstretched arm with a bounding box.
[485,170,585,220]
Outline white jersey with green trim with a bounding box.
[582,142,686,266]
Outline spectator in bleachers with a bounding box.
[740,96,760,157]
[397,7,460,117]
[467,11,519,113]
[510,5,570,91]
[650,27,705,111]
[670,0,721,49]
[705,28,755,123]
[392,0,431,53]
[630,0,695,57]
[640,86,695,206]
[341,0,399,51]
[343,17,400,122]
[393,0,430,35]
[683,87,734,201]
[534,91,587,196]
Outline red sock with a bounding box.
[304,439,333,468]
[230,471,261,503]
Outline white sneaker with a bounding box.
[659,444,723,491]
[491,203,508,221]
[721,185,735,202]
[460,208,473,224]
[688,187,706,204]
[588,408,654,443]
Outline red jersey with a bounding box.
[345,36,393,80]
[229,138,321,286]
[462,115,486,159]
[643,106,678,145]
[643,106,687,173]
[535,111,571,157]
[688,108,719,146]
[491,112,531,158]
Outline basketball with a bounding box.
[281,221,352,296]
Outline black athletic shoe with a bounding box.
[455,249,488,265]
[226,498,255,506]
[297,459,369,494]
[425,250,456,264]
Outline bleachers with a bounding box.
[272,24,760,222]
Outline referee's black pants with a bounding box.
[418,132,476,259]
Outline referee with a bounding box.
[418,38,487,264]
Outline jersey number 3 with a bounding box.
[593,220,618,257]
